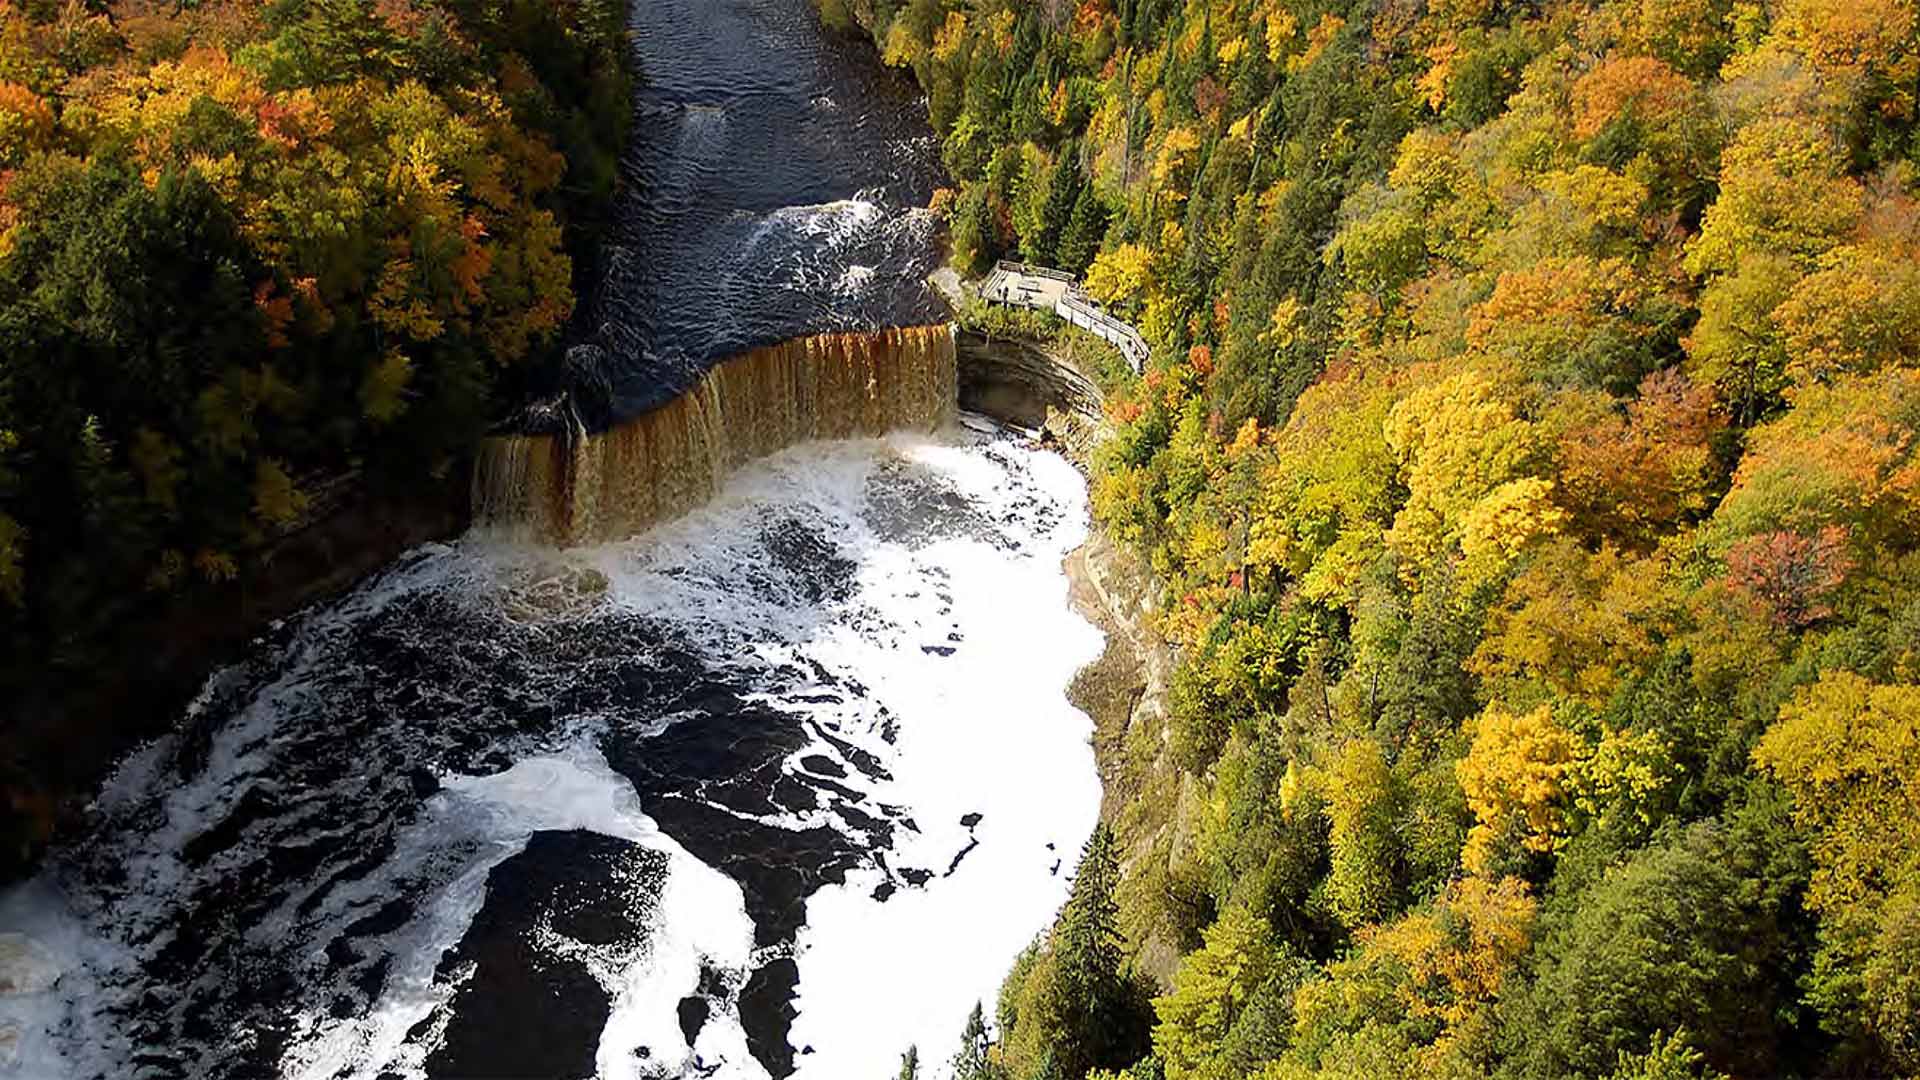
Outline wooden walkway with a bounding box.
[980,261,1149,374]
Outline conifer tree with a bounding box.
[1049,823,1146,1076]
[1057,185,1109,276]
[953,1001,995,1080]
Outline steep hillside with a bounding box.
[0,0,630,872]
[834,0,1920,1075]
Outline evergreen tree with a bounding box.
[1057,185,1109,277]
[951,183,1000,275]
[1026,145,1082,266]
[1049,823,1148,1076]
[953,1001,995,1080]
[898,1044,919,1080]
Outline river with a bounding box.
[550,0,945,428]
[0,3,1105,1078]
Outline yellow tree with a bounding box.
[1773,244,1920,387]
[1286,876,1537,1075]
[1685,116,1863,277]
[1457,704,1580,875]
[1383,368,1542,581]
[1684,252,1798,421]
[1755,672,1920,1068]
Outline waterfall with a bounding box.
[473,324,958,546]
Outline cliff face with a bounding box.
[1061,526,1188,985]
[957,331,1104,429]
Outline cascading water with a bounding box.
[0,1,1108,1078]
[477,326,958,546]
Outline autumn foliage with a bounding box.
[0,0,630,812]
[835,0,1920,1071]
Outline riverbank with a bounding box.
[2,479,469,882]
[962,326,1188,989]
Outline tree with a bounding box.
[1457,704,1579,876]
[1473,541,1673,703]
[1084,242,1155,306]
[1548,370,1724,547]
[1711,367,1920,547]
[953,1001,998,1080]
[950,182,1000,274]
[1384,369,1543,580]
[1755,672,1920,1070]
[1465,256,1651,390]
[1151,906,1290,1079]
[1773,244,1920,388]
[1058,183,1110,275]
[1497,820,1797,1079]
[1286,876,1538,1075]
[1685,117,1862,278]
[1683,253,1797,423]
[898,1045,920,1079]
[1723,526,1853,630]
[1324,738,1404,928]
[1604,1030,1730,1080]
[1052,823,1142,1073]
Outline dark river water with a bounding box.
[0,4,1104,1080]
[559,0,945,427]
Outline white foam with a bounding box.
[0,881,98,1078]
[834,264,876,297]
[281,748,763,1080]
[779,440,1103,1079]
[1,428,1104,1080]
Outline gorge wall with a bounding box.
[475,325,957,546]
[956,329,1104,429]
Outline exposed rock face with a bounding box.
[1029,378,1187,989]
[956,331,1103,428]
[1060,519,1187,987]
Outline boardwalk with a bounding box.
[980,261,1149,374]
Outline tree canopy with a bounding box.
[827,0,1920,1071]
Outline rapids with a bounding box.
[555,0,943,427]
[3,432,1103,1079]
[0,1,1110,1077]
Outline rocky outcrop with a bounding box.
[1061,511,1190,987]
[957,330,1103,429]
[1027,375,1186,988]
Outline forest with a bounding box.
[832,0,1920,1075]
[0,0,630,863]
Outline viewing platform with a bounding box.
[979,260,1149,374]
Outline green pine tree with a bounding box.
[1026,145,1082,266]
[1056,185,1109,276]
[954,1000,995,1080]
[1048,823,1146,1076]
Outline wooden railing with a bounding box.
[982,261,1149,374]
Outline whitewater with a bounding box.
[0,428,1105,1079]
